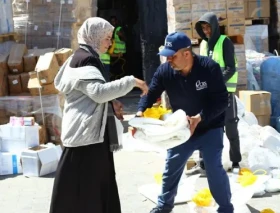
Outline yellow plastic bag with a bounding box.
[260,209,275,213]
[143,106,172,119]
[108,39,115,55]
[154,173,162,185]
[192,188,213,207]
[237,169,267,187]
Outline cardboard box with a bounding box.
[234,44,246,53]
[28,72,59,96]
[8,44,27,74]
[0,53,9,75]
[21,144,62,177]
[227,0,245,17]
[0,73,8,97]
[23,49,38,72]
[0,152,22,175]
[35,52,60,85]
[237,60,247,69]
[176,22,192,39]
[39,125,47,144]
[245,0,270,18]
[0,116,9,125]
[237,70,247,86]
[256,115,270,126]
[226,17,245,35]
[209,2,227,20]
[186,159,196,170]
[8,74,22,95]
[174,4,192,23]
[235,52,247,65]
[0,54,9,96]
[20,72,31,93]
[239,90,271,116]
[236,85,248,97]
[192,22,200,39]
[0,125,40,152]
[191,3,209,21]
[55,48,73,66]
[172,0,191,5]
[36,48,56,56]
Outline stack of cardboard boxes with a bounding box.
[167,0,270,39]
[0,122,62,176]
[7,44,28,95]
[234,44,247,91]
[13,0,96,51]
[2,43,72,96]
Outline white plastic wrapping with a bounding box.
[0,95,63,144]
[0,0,14,34]
[129,110,191,150]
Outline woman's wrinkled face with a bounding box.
[100,32,113,54]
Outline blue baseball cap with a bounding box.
[158,32,192,57]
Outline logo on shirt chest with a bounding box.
[196,80,207,91]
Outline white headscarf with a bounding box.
[77,17,114,55]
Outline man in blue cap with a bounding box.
[136,32,234,213]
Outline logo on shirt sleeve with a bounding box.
[196,80,207,91]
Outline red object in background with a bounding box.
[131,128,137,137]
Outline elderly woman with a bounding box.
[49,17,148,213]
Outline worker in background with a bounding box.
[189,12,241,176]
[110,16,127,80]
[136,32,234,213]
[100,52,111,73]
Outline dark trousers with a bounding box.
[158,128,234,213]
[49,126,121,213]
[200,93,241,166]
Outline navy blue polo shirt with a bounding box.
[138,55,228,135]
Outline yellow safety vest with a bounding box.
[200,35,238,93]
[113,26,126,54]
[100,53,110,65]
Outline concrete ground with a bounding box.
[0,92,279,213]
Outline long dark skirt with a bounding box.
[49,128,121,213]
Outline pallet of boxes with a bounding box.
[0,42,72,176]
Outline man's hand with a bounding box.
[187,114,202,135]
[112,100,124,121]
[135,111,143,117]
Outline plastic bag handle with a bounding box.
[253,169,267,175]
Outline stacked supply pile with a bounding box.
[0,95,63,145]
[6,43,28,95]
[0,43,72,145]
[0,117,42,175]
[0,0,14,34]
[235,44,247,91]
[12,0,97,50]
[0,116,62,176]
